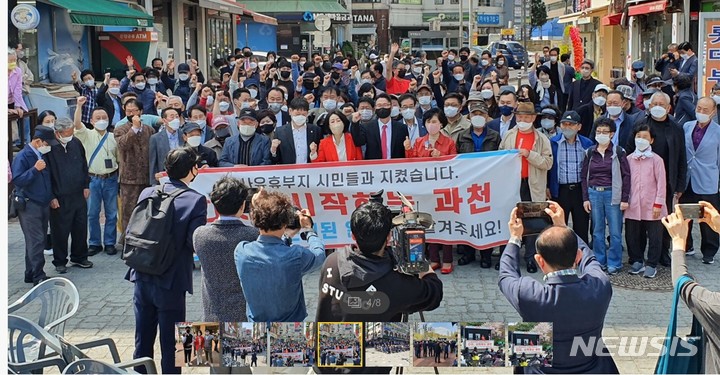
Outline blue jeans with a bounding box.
[588,188,623,270]
[15,94,31,145]
[88,174,119,246]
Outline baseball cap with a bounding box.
[642,88,659,97]
[237,108,258,121]
[647,77,668,87]
[181,122,201,134]
[33,126,57,144]
[412,58,424,66]
[631,60,645,70]
[177,63,190,73]
[594,84,610,93]
[616,85,635,100]
[560,111,581,124]
[541,108,559,118]
[211,116,230,129]
[467,91,484,103]
[332,62,344,70]
[468,100,489,114]
[417,84,432,92]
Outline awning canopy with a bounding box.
[352,26,376,35]
[237,10,278,25]
[242,0,349,14]
[532,18,565,38]
[557,4,608,24]
[44,0,153,27]
[200,0,246,15]
[602,13,622,26]
[628,0,667,16]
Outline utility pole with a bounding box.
[458,0,463,47]
[467,0,473,48]
[518,0,528,88]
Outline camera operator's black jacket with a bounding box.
[314,247,443,374]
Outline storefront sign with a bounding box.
[422,13,470,22]
[312,13,351,23]
[628,0,667,16]
[161,151,521,249]
[476,14,500,25]
[11,4,41,30]
[501,28,516,36]
[112,32,159,42]
[353,14,375,23]
[699,13,720,97]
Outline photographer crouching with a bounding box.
[234,189,325,322]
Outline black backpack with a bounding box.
[122,184,189,275]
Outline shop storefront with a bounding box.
[352,9,389,54]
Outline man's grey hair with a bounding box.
[668,43,678,50]
[650,92,671,105]
[54,118,74,132]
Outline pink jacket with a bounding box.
[8,67,27,111]
[625,152,667,221]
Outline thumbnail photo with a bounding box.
[175,322,221,368]
[220,322,268,367]
[318,322,363,367]
[269,322,317,367]
[507,322,553,368]
[365,322,411,367]
[459,322,506,367]
[412,322,458,367]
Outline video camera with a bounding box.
[369,190,434,275]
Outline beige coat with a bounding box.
[500,127,553,202]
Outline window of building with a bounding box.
[478,0,491,6]
[450,0,459,4]
[435,0,444,4]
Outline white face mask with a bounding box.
[453,74,464,81]
[650,106,667,119]
[178,73,190,81]
[540,119,555,129]
[448,55,455,61]
[292,115,307,125]
[147,78,159,85]
[402,108,415,120]
[239,125,256,136]
[323,99,337,110]
[219,102,230,112]
[281,105,288,112]
[205,96,215,106]
[249,62,258,69]
[186,135,202,147]
[108,87,120,96]
[480,60,489,66]
[93,120,109,131]
[643,99,652,109]
[471,115,486,128]
[418,96,432,106]
[596,134,611,145]
[635,71,645,79]
[241,102,251,109]
[444,106,459,117]
[249,89,258,99]
[135,82,146,90]
[593,96,606,107]
[481,89,494,100]
[38,145,52,154]
[497,60,505,66]
[635,138,650,151]
[329,122,344,135]
[168,118,181,130]
[391,106,400,117]
[541,80,551,89]
[413,67,422,74]
[517,122,533,131]
[196,119,206,129]
[713,95,720,105]
[59,135,73,144]
[360,79,372,85]
[696,112,711,124]
[550,56,558,63]
[360,109,373,121]
[581,69,591,77]
[85,80,95,88]
[44,122,55,128]
[606,106,623,117]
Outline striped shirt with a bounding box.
[557,137,585,184]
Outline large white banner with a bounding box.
[178,150,521,249]
[465,340,497,351]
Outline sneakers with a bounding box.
[643,266,657,278]
[686,249,696,256]
[56,265,67,274]
[43,249,53,256]
[629,262,645,275]
[702,257,715,264]
[607,267,621,275]
[71,260,93,268]
[87,245,103,256]
[104,245,117,256]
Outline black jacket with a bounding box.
[96,84,122,131]
[45,138,90,198]
[196,144,218,168]
[567,77,602,111]
[456,127,501,154]
[575,102,604,138]
[271,123,323,164]
[350,119,409,160]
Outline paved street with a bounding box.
[365,349,411,367]
[8,218,719,374]
[413,351,458,368]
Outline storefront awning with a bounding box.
[628,0,667,16]
[237,10,278,25]
[242,0,349,14]
[557,4,608,24]
[44,0,153,27]
[200,0,246,15]
[352,26,376,35]
[602,13,623,26]
[557,13,580,24]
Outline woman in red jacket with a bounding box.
[310,110,363,162]
[404,108,457,274]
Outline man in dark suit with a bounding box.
[219,109,272,166]
[487,90,518,139]
[672,41,698,82]
[575,84,609,138]
[96,75,124,130]
[499,203,619,374]
[149,108,185,185]
[350,93,409,159]
[589,90,640,150]
[126,147,207,374]
[266,87,291,128]
[672,74,697,126]
[271,97,323,164]
[566,59,602,111]
[654,43,679,81]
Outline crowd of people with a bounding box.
[319,337,361,366]
[509,352,552,367]
[220,338,263,367]
[413,339,457,363]
[366,338,409,354]
[460,347,505,367]
[178,327,219,367]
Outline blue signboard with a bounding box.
[476,14,500,25]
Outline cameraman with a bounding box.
[234,189,325,322]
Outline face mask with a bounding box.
[499,105,514,116]
[8,62,17,70]
[354,109,370,121]
[550,56,558,63]
[280,71,291,79]
[281,105,288,112]
[426,122,441,135]
[696,112,711,124]
[303,82,316,91]
[635,138,650,151]
[453,74,464,82]
[240,102,251,109]
[713,95,720,105]
[643,99,652,109]
[44,122,55,128]
[650,106,667,119]
[329,122,344,135]
[471,115,486,128]
[168,118,181,130]
[593,96,606,107]
[196,120,207,129]
[259,123,275,134]
[413,67,422,74]
[562,128,577,139]
[59,135,73,144]
[360,79,372,85]
[323,99,337,110]
[239,125,257,136]
[178,73,189,81]
[268,102,282,113]
[606,106,622,116]
[418,96,432,106]
[442,105,460,118]
[147,78,159,85]
[376,108,392,119]
[292,115,307,125]
[391,106,400,117]
[480,89,494,100]
[480,60,489,67]
[249,62,258,69]
[517,122,533,131]
[402,108,416,120]
[186,135,202,147]
[596,134,610,145]
[135,82,146,90]
[497,60,505,66]
[581,69,591,78]
[299,60,306,65]
[540,119,555,129]
[38,145,52,154]
[94,120,109,131]
[397,69,407,78]
[249,89,258,99]
[205,96,215,106]
[214,127,231,140]
[541,81,551,89]
[635,71,645,79]
[448,55,455,61]
[681,53,689,60]
[85,80,95,88]
[219,102,231,112]
[108,87,120,96]
[331,72,341,80]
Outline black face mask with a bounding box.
[397,69,407,78]
[243,51,252,57]
[303,81,316,90]
[460,55,468,62]
[376,108,391,119]
[331,71,341,80]
[280,71,291,79]
[259,124,275,134]
[214,126,230,139]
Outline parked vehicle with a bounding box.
[487,41,528,69]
